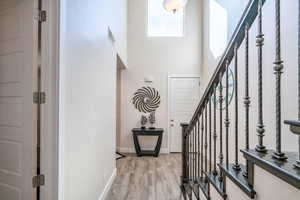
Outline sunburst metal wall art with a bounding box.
[132,87,161,113]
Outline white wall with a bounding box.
[119,0,202,153]
[200,0,300,199]
[201,0,249,83]
[59,0,127,199]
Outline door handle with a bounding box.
[171,119,174,122]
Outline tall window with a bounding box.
[209,0,228,58]
[148,0,184,37]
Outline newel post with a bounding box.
[181,122,189,187]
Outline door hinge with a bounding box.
[33,92,46,104]
[32,174,45,188]
[38,10,47,22]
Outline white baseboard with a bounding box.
[98,168,117,200]
[118,147,169,154]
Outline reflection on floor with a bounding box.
[106,153,185,200]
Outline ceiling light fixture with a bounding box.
[163,0,188,13]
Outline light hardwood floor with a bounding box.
[106,153,185,200]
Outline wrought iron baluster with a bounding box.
[189,131,191,181]
[191,125,193,181]
[194,124,197,181]
[233,44,241,171]
[219,73,224,182]
[188,132,190,183]
[193,129,195,181]
[213,84,218,175]
[194,127,196,181]
[225,60,230,169]
[192,126,195,182]
[205,102,208,176]
[209,94,212,173]
[198,118,201,177]
[186,131,189,180]
[201,113,204,178]
[191,129,193,182]
[194,125,196,181]
[190,130,193,181]
[256,0,267,153]
[195,122,198,181]
[272,0,287,161]
[181,123,189,187]
[196,125,198,179]
[244,24,251,177]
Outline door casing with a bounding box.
[39,0,59,200]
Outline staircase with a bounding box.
[180,0,300,199]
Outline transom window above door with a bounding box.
[148,0,184,37]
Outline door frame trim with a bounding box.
[40,0,60,200]
[167,75,201,153]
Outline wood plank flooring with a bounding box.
[106,153,185,200]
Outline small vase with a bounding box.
[141,115,147,129]
[149,112,156,129]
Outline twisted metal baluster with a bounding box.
[273,0,287,161]
[201,114,204,178]
[195,124,197,181]
[193,126,195,182]
[189,130,191,181]
[192,124,196,182]
[219,73,224,182]
[191,129,193,180]
[195,125,197,180]
[213,84,218,175]
[195,121,198,182]
[190,129,192,182]
[205,101,208,177]
[190,129,193,181]
[198,118,201,177]
[225,60,230,169]
[194,120,198,181]
[191,128,193,182]
[209,94,212,173]
[233,44,241,171]
[256,0,267,153]
[196,124,198,180]
[244,24,251,177]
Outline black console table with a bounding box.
[132,128,164,157]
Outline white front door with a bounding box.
[169,77,201,152]
[0,0,38,199]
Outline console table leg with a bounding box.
[155,135,163,157]
[133,134,142,156]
